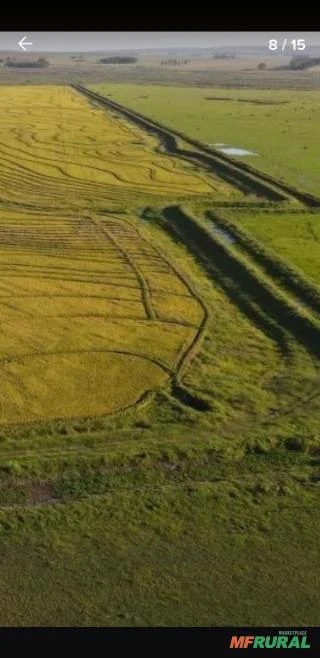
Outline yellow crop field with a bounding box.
[0,86,219,423]
[0,208,207,423]
[0,85,235,212]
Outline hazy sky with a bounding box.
[0,31,319,52]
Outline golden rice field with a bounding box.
[0,85,236,212]
[0,85,219,424]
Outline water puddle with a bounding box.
[217,146,259,156]
[210,225,236,244]
[207,143,258,156]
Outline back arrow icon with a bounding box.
[18,36,33,52]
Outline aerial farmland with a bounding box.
[0,33,319,627]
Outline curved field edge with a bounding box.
[0,351,169,424]
[0,85,224,214]
[0,209,209,426]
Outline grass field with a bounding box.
[221,209,320,287]
[0,470,319,627]
[91,84,320,198]
[0,82,319,626]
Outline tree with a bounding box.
[4,57,49,68]
[290,55,309,69]
[258,62,266,70]
[289,55,320,70]
[99,56,137,64]
[37,58,49,68]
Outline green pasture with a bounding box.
[228,210,320,288]
[91,84,320,197]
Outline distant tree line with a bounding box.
[160,59,189,65]
[99,56,137,64]
[212,52,237,59]
[4,57,49,68]
[289,55,320,70]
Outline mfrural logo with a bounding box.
[229,631,311,649]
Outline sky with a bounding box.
[0,31,319,52]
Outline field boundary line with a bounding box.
[0,347,172,374]
[89,216,157,321]
[99,211,210,381]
